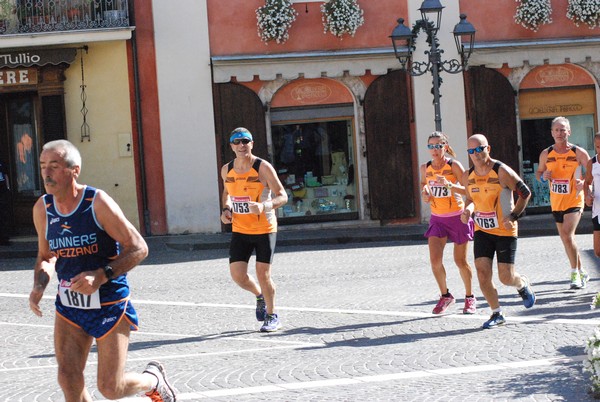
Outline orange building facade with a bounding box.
[206,0,600,227]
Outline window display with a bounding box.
[271,120,357,221]
[521,114,595,208]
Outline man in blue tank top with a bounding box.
[28,140,176,401]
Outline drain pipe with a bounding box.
[129,2,151,236]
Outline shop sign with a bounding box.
[0,48,77,68]
[528,104,583,115]
[291,83,332,104]
[0,68,37,86]
[535,66,574,87]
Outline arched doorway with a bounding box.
[363,69,416,221]
[518,64,597,210]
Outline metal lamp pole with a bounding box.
[390,1,476,132]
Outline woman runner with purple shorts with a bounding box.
[420,132,476,314]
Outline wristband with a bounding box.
[540,177,547,183]
[446,182,453,190]
[263,201,273,212]
[510,211,523,222]
[103,265,115,279]
[222,207,231,213]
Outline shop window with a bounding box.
[271,120,357,221]
[521,114,595,209]
[9,97,41,196]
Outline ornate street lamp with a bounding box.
[390,1,475,131]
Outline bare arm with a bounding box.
[446,159,467,195]
[256,161,288,213]
[576,146,591,193]
[499,165,531,229]
[460,170,474,223]
[419,163,430,203]
[29,197,56,317]
[69,190,148,295]
[536,149,550,182]
[585,158,594,207]
[220,164,232,224]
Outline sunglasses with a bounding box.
[231,138,251,145]
[467,145,488,154]
[427,144,445,150]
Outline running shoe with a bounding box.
[255,295,266,321]
[570,271,583,289]
[581,269,590,289]
[143,361,177,402]
[432,294,455,314]
[260,313,282,332]
[463,296,477,314]
[517,275,536,308]
[482,312,506,329]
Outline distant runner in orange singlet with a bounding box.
[220,128,288,332]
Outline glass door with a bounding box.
[271,119,358,222]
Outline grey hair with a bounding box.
[551,116,570,130]
[42,140,82,170]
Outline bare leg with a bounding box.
[256,262,276,314]
[54,315,94,402]
[96,318,156,399]
[428,236,449,294]
[474,257,499,310]
[497,262,525,289]
[594,230,600,258]
[453,241,473,296]
[230,261,262,297]
[555,211,582,270]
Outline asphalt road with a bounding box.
[1,233,599,401]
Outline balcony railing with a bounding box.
[0,0,129,35]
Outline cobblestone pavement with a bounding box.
[1,233,599,401]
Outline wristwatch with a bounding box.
[103,265,115,280]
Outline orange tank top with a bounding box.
[467,161,517,237]
[425,158,464,216]
[545,146,584,211]
[224,158,277,234]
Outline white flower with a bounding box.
[256,0,298,44]
[514,0,552,31]
[584,326,600,395]
[321,0,364,38]
[568,0,600,29]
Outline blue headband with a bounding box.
[229,129,253,143]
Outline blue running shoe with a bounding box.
[482,312,506,329]
[260,313,282,332]
[518,275,536,308]
[256,296,266,321]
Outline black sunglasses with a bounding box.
[427,144,445,150]
[231,138,251,145]
[467,145,487,154]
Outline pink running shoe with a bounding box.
[432,294,455,314]
[463,296,477,314]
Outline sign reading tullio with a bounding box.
[0,48,77,68]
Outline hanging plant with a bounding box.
[514,0,552,31]
[567,0,600,29]
[321,0,364,38]
[256,0,298,44]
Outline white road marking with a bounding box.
[1,292,598,325]
[96,355,586,401]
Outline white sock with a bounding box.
[492,308,502,313]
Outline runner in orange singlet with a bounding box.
[420,132,476,315]
[220,128,288,332]
[536,116,590,289]
[461,134,535,329]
